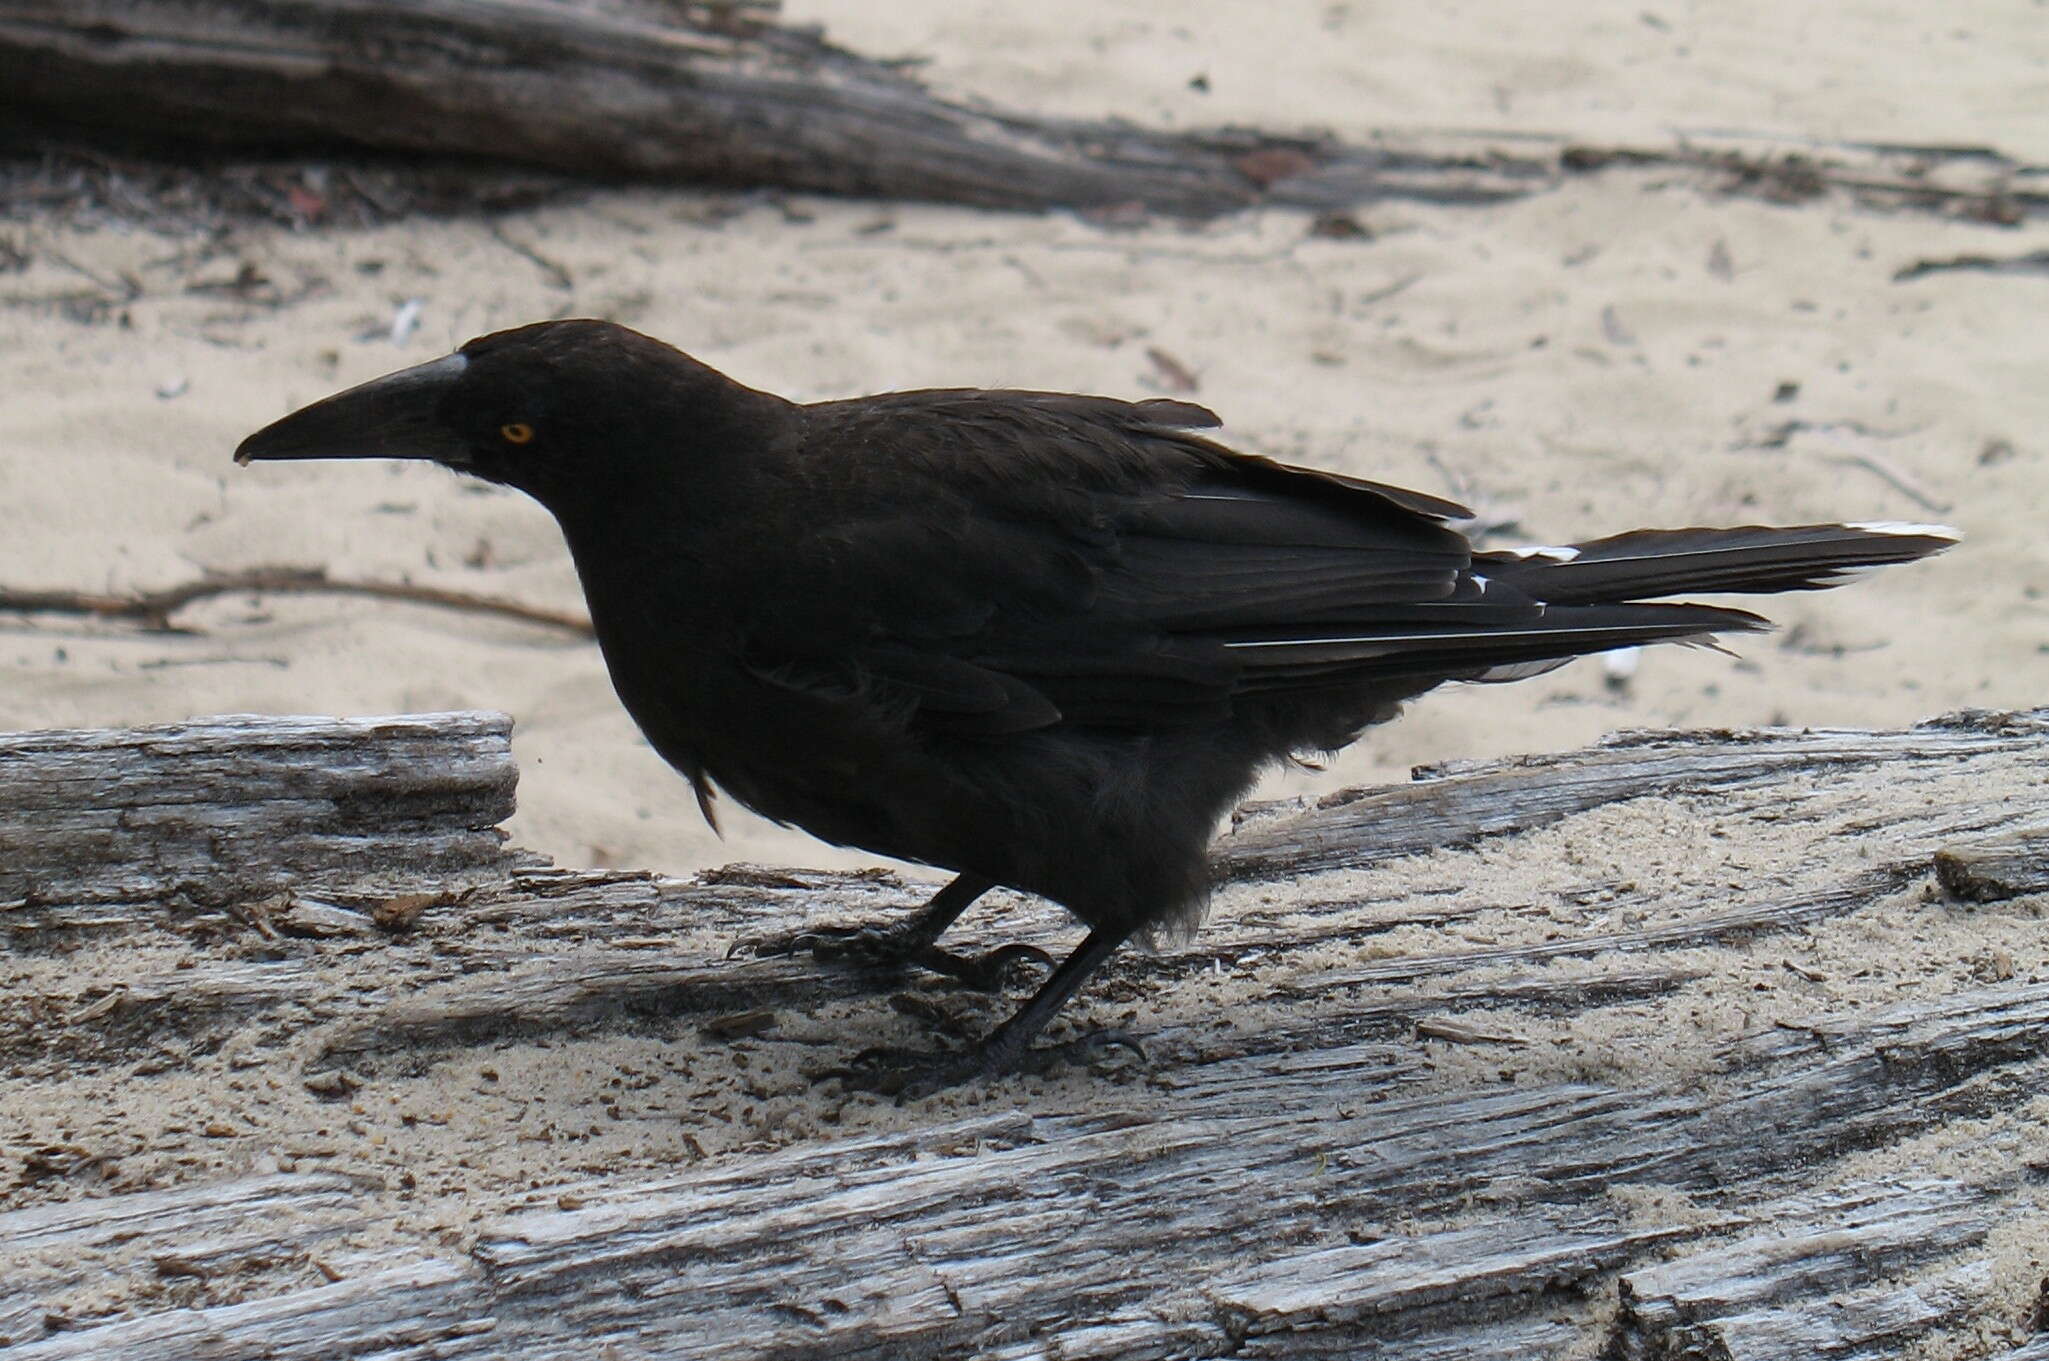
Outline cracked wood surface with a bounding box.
[0,711,523,926]
[2,709,2046,1357]
[0,711,523,921]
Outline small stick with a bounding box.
[0,566,594,637]
[1824,452,1951,515]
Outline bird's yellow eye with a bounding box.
[500,422,535,445]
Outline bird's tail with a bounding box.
[1224,520,1955,695]
[1473,521,1957,604]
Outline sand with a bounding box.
[3,99,2039,875]
[5,2,2043,875]
[2,0,2046,1351]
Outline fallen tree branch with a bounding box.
[1,0,2042,223]
[0,566,594,638]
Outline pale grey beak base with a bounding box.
[234,352,472,466]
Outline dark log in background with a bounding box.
[1,0,2043,223]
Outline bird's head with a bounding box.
[235,319,778,505]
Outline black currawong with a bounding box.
[236,319,1956,1092]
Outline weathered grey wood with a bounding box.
[0,1171,365,1254]
[1204,1218,1695,1339]
[8,971,2045,1356]
[1285,870,1909,1000]
[1,1,2042,221]
[0,1174,376,1348]
[459,973,2046,1355]
[1221,708,2049,879]
[1936,820,2049,903]
[3,708,2045,1358]
[1696,1261,1993,1361]
[1610,1179,1997,1359]
[0,711,522,923]
[10,974,2044,1357]
[4,1259,484,1360]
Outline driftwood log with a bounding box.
[0,0,2042,222]
[0,711,522,914]
[3,708,2048,1358]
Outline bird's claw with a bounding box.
[914,941,1055,992]
[726,932,782,961]
[1070,1028,1149,1065]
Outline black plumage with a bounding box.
[235,319,1955,1088]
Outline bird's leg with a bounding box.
[733,874,1052,991]
[837,920,1145,1097]
[973,922,1140,1078]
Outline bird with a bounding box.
[236,318,1955,1091]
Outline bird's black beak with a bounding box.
[234,353,472,466]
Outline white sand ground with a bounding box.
[5,68,2041,876]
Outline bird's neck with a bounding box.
[552,488,713,625]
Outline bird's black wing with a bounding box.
[720,390,1474,734]
[725,390,1768,736]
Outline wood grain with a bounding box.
[3,708,2046,1357]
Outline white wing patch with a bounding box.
[1844,521,1960,540]
[1498,544,1582,563]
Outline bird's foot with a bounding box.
[913,942,1057,992]
[826,1029,1149,1100]
[730,924,1052,993]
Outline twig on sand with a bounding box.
[0,566,595,637]
[1825,451,1950,515]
